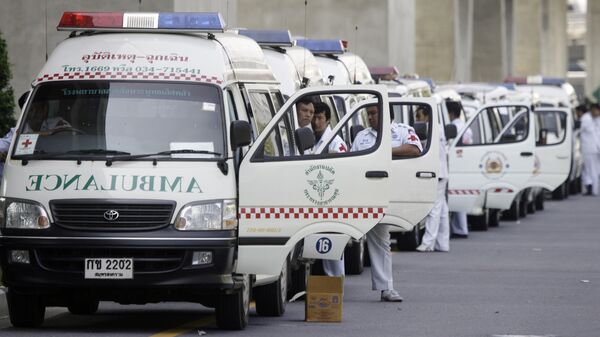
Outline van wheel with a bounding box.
[468,210,488,231]
[216,275,250,330]
[363,241,371,267]
[287,262,309,301]
[344,238,364,275]
[488,209,500,227]
[395,226,421,251]
[68,298,99,315]
[502,200,520,221]
[255,261,287,316]
[518,198,528,218]
[7,288,45,328]
[552,183,566,200]
[535,192,545,210]
[526,199,536,214]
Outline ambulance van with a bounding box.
[0,12,424,330]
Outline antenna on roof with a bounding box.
[44,0,48,60]
[138,0,142,11]
[303,0,308,84]
[353,25,358,84]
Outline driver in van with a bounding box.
[351,104,421,302]
[23,101,71,134]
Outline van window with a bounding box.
[535,111,567,146]
[15,81,225,159]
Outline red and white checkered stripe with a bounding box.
[34,71,222,85]
[490,188,514,193]
[239,207,385,220]
[448,189,481,195]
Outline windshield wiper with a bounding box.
[15,149,131,165]
[105,149,228,175]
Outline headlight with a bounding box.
[4,200,50,229]
[175,200,237,231]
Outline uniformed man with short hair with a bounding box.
[351,104,422,302]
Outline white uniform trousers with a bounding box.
[450,211,468,236]
[421,179,450,252]
[366,223,394,291]
[322,258,345,276]
[582,153,599,195]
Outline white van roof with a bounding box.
[337,53,374,85]
[34,32,276,87]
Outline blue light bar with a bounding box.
[157,12,225,30]
[296,39,344,54]
[238,29,293,46]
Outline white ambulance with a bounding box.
[0,11,440,330]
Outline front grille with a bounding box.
[36,248,186,274]
[50,200,176,231]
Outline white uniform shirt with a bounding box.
[23,117,71,133]
[351,122,423,152]
[580,112,600,154]
[314,126,348,153]
[438,123,449,179]
[452,118,473,144]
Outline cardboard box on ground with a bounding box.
[305,275,343,322]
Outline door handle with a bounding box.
[416,171,437,179]
[520,152,533,157]
[365,171,388,178]
[556,155,569,159]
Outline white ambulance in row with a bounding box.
[0,12,440,330]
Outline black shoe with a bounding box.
[585,185,593,196]
[451,233,468,239]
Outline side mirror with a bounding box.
[18,91,31,110]
[500,133,517,143]
[294,127,315,154]
[413,122,428,140]
[230,120,252,151]
[444,123,458,139]
[350,125,364,143]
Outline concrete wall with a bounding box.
[587,0,600,99]
[513,0,542,76]
[455,0,474,82]
[414,0,455,81]
[471,0,506,82]
[388,0,415,75]
[540,0,567,76]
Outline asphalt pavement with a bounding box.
[0,193,599,337]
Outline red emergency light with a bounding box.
[58,12,124,29]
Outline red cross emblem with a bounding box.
[21,138,33,148]
[407,134,418,142]
[338,143,347,152]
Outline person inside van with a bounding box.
[351,104,421,302]
[23,101,71,134]
[296,97,315,128]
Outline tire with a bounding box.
[255,261,287,317]
[518,198,528,218]
[363,241,371,267]
[216,275,250,330]
[502,200,520,221]
[287,262,309,301]
[344,238,364,275]
[488,209,500,228]
[526,199,536,214]
[535,192,545,210]
[562,183,570,199]
[552,184,565,200]
[68,299,99,315]
[7,288,45,328]
[395,225,421,251]
[468,211,489,231]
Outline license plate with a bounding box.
[84,258,133,279]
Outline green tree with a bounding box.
[0,31,16,135]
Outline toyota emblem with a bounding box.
[103,210,120,221]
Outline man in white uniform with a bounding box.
[448,105,471,238]
[415,108,450,252]
[312,102,348,276]
[351,105,422,302]
[23,101,71,133]
[0,127,15,182]
[580,104,600,195]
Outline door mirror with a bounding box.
[500,133,517,143]
[230,120,252,151]
[413,122,428,140]
[294,127,315,154]
[18,91,30,110]
[444,123,457,139]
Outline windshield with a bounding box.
[14,81,224,160]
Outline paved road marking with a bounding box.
[149,316,215,337]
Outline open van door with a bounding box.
[448,104,535,212]
[527,107,572,191]
[236,86,392,275]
